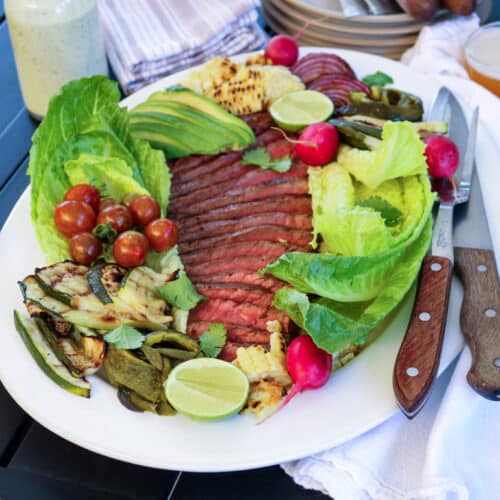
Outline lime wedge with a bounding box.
[269,90,334,132]
[164,358,249,421]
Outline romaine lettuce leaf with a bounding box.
[64,155,150,201]
[28,75,171,263]
[272,216,432,353]
[308,161,434,257]
[337,121,427,189]
[128,136,171,217]
[308,163,354,249]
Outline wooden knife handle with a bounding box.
[454,247,500,400]
[393,255,453,418]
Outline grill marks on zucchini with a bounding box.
[14,311,91,398]
[24,262,174,330]
[17,262,183,408]
[87,263,127,304]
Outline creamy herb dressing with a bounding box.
[6,0,108,118]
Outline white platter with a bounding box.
[0,48,465,472]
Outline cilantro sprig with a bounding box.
[199,323,227,358]
[104,324,145,350]
[362,71,394,87]
[156,271,205,310]
[356,196,403,227]
[242,147,292,173]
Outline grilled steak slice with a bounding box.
[170,178,310,216]
[189,299,290,332]
[185,256,275,276]
[179,225,312,253]
[175,196,312,229]
[171,128,283,189]
[188,271,284,293]
[193,283,275,308]
[240,111,274,134]
[170,157,305,211]
[188,321,270,344]
[181,240,300,265]
[179,213,312,243]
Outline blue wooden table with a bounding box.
[1,2,498,498]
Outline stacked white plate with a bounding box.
[263,0,492,60]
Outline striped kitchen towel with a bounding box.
[98,0,268,94]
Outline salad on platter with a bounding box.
[13,35,461,423]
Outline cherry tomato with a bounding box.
[113,231,150,267]
[54,200,96,238]
[64,184,100,213]
[129,195,161,227]
[145,218,179,252]
[99,198,117,212]
[69,233,102,265]
[96,204,133,234]
[295,122,339,166]
[264,35,299,66]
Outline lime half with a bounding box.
[270,90,334,132]
[164,358,249,421]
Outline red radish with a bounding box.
[295,122,339,166]
[262,335,332,421]
[424,134,460,178]
[265,35,299,66]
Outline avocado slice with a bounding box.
[129,86,255,159]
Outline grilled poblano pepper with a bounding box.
[334,88,424,122]
[329,116,449,150]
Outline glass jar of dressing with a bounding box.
[5,0,108,119]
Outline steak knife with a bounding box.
[393,88,480,418]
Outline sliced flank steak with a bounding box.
[169,113,313,360]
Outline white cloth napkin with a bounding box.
[282,15,500,500]
[98,0,268,94]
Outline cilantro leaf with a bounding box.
[243,147,292,173]
[362,71,394,87]
[356,196,403,227]
[156,271,205,310]
[199,323,227,358]
[104,324,145,349]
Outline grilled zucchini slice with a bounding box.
[14,311,91,398]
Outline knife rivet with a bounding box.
[430,263,442,272]
[477,264,488,273]
[407,367,419,377]
[419,312,431,322]
[494,358,500,368]
[485,309,497,318]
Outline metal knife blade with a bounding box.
[393,89,479,417]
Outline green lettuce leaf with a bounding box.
[308,163,354,249]
[263,248,402,302]
[28,75,171,263]
[64,154,150,201]
[128,136,171,216]
[308,162,435,257]
[272,216,432,353]
[337,121,427,189]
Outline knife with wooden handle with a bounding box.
[455,248,500,400]
[393,89,481,417]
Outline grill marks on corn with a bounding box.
[170,113,313,360]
